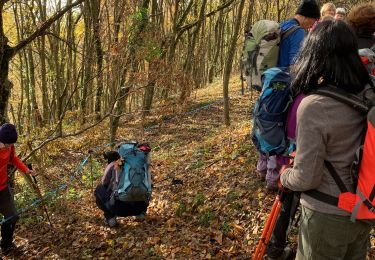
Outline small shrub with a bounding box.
[175,202,186,217]
[199,209,215,227]
[192,193,205,209]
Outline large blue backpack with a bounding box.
[114,142,152,203]
[251,67,293,156]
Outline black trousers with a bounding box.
[0,186,19,247]
[94,184,148,220]
[266,191,300,258]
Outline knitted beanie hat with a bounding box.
[0,123,18,144]
[296,0,321,19]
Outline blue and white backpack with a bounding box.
[113,142,152,203]
[251,67,293,156]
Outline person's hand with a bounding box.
[28,170,38,176]
[278,164,292,192]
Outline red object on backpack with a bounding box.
[338,111,375,220]
[359,48,375,77]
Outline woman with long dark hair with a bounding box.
[280,20,373,259]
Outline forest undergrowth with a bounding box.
[5,76,375,259]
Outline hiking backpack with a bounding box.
[359,45,375,77]
[251,67,294,156]
[113,142,152,203]
[241,20,300,91]
[305,85,375,222]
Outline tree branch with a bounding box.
[11,0,85,56]
[177,0,235,37]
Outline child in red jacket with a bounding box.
[0,123,36,254]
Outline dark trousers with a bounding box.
[0,187,19,247]
[94,184,148,220]
[266,191,300,258]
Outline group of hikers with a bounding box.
[247,0,375,259]
[0,0,374,259]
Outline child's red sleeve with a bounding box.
[10,146,29,173]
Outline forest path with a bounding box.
[12,77,280,259]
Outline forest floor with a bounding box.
[4,76,375,259]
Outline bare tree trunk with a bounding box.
[208,10,224,83]
[223,0,246,126]
[109,0,150,143]
[90,0,104,121]
[180,0,207,103]
[27,46,42,127]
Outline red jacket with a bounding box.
[0,145,29,190]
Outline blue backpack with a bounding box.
[114,142,152,203]
[251,67,293,156]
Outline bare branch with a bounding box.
[11,0,85,56]
[177,0,236,38]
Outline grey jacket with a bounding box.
[280,94,366,216]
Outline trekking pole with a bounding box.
[27,164,54,228]
[89,150,94,194]
[253,191,284,260]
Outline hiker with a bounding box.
[258,1,320,259]
[320,3,336,20]
[257,0,320,191]
[280,19,373,259]
[95,146,151,227]
[334,7,346,21]
[0,123,37,254]
[309,2,335,31]
[347,3,375,49]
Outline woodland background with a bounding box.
[0,0,372,258]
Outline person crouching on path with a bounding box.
[280,20,373,259]
[0,123,37,255]
[95,151,149,227]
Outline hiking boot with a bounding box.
[105,217,118,227]
[267,247,292,260]
[135,213,146,222]
[257,170,266,181]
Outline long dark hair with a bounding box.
[291,19,371,95]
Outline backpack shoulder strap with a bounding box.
[280,25,300,42]
[304,160,349,207]
[313,85,369,113]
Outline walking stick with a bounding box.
[27,164,54,228]
[89,150,94,194]
[253,191,285,260]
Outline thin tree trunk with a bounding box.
[223,0,246,126]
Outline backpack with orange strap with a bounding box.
[305,85,375,222]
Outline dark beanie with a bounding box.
[0,123,18,144]
[296,0,321,19]
[103,151,121,164]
